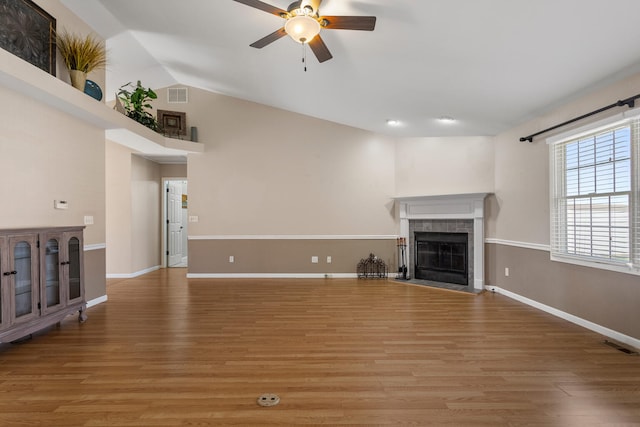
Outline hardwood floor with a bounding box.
[1,268,639,426]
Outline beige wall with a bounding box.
[105,141,132,274]
[0,87,105,244]
[488,72,640,244]
[160,164,187,178]
[105,142,162,276]
[487,72,640,341]
[155,87,397,236]
[151,86,397,275]
[0,0,107,301]
[395,136,494,197]
[131,155,161,272]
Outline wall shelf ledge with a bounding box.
[0,48,203,157]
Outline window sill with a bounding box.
[550,253,640,276]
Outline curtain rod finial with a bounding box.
[520,136,533,143]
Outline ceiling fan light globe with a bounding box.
[285,15,321,44]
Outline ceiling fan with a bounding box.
[232,0,376,63]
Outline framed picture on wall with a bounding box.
[158,109,187,137]
[0,0,57,75]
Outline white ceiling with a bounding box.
[61,0,640,138]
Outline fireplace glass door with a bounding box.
[415,232,468,285]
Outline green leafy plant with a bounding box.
[56,30,107,73]
[117,81,159,131]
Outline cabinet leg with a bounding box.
[78,310,88,323]
[11,334,33,344]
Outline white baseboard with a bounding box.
[106,265,161,279]
[486,285,640,350]
[187,273,359,279]
[86,294,108,308]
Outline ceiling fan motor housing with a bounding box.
[287,1,315,15]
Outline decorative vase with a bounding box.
[69,69,87,91]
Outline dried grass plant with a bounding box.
[56,30,106,73]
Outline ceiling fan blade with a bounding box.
[232,0,288,17]
[250,27,287,48]
[321,16,376,31]
[309,35,333,63]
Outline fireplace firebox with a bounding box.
[414,232,468,286]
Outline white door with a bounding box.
[167,181,183,266]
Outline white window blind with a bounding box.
[550,114,640,271]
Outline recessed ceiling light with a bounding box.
[386,119,400,126]
[438,116,456,123]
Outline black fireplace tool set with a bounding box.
[396,237,409,280]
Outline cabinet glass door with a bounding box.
[0,242,3,327]
[14,241,33,318]
[68,237,81,301]
[44,239,61,308]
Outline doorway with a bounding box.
[163,179,188,268]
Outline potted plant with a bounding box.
[56,30,107,91]
[117,81,159,131]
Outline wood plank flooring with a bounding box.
[1,268,639,426]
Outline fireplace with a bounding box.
[415,232,468,285]
[396,193,489,291]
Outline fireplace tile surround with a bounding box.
[396,193,489,291]
[411,220,474,285]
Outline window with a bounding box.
[549,111,640,273]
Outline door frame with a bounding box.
[161,177,188,268]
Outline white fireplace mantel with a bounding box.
[395,193,490,291]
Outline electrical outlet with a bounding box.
[229,256,234,263]
[326,256,332,264]
[311,256,319,264]
[505,267,510,277]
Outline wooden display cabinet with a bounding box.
[0,226,87,343]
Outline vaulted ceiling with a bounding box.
[62,0,640,137]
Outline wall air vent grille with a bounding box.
[168,87,188,103]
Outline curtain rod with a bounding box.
[519,93,640,143]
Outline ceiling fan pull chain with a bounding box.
[302,41,308,72]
